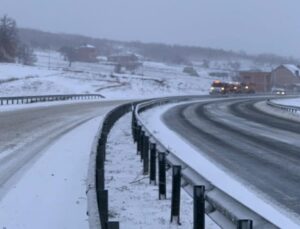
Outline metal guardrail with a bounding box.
[87,96,204,229]
[0,94,104,105]
[132,97,278,229]
[88,102,135,229]
[266,99,300,113]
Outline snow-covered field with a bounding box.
[0,50,231,98]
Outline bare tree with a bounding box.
[17,44,37,65]
[59,46,76,67]
[0,15,18,62]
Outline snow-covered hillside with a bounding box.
[0,50,233,98]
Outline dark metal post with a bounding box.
[150,143,156,185]
[98,190,108,229]
[237,220,253,229]
[170,165,181,225]
[107,222,119,229]
[194,186,205,229]
[132,110,137,142]
[158,152,166,200]
[134,119,137,142]
[140,131,145,161]
[143,135,149,175]
[137,126,141,155]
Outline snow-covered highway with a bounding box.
[0,101,124,200]
[161,97,300,223]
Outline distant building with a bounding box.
[238,71,271,92]
[183,66,199,76]
[270,65,300,91]
[108,54,138,64]
[107,53,142,71]
[75,44,98,63]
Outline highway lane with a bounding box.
[163,97,300,217]
[0,100,125,199]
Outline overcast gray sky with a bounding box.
[1,0,300,57]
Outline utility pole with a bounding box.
[48,50,51,70]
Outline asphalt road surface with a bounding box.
[0,100,125,199]
[163,97,300,217]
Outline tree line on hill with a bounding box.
[0,15,36,65]
[17,27,300,67]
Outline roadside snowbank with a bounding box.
[0,117,103,229]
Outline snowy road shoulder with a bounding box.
[0,116,104,229]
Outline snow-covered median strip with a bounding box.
[256,100,300,123]
[105,113,219,229]
[0,116,103,229]
[272,97,300,107]
[140,102,300,228]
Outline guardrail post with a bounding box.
[150,143,156,185]
[136,126,141,155]
[107,222,119,229]
[170,165,181,225]
[158,152,166,200]
[140,131,145,161]
[134,118,138,143]
[194,185,205,229]
[237,220,253,229]
[143,135,149,175]
[98,190,108,229]
[131,110,137,142]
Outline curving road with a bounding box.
[0,100,125,199]
[163,97,300,217]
